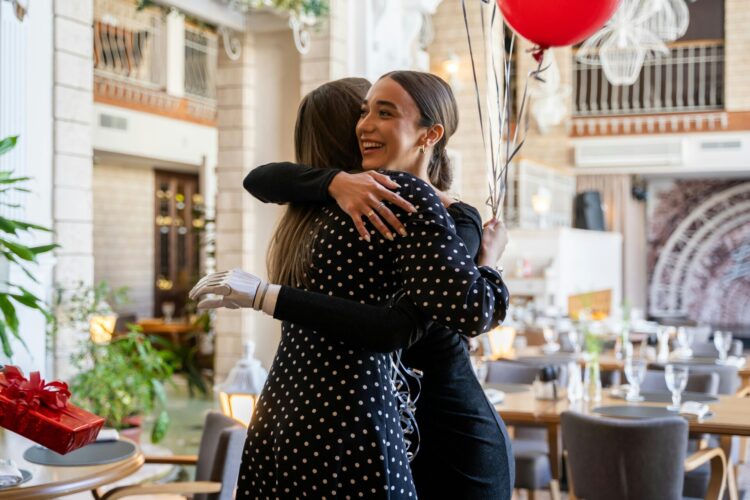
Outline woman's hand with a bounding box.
[328,171,417,242]
[478,218,509,267]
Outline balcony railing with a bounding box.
[94,0,166,89]
[185,25,218,100]
[573,39,724,117]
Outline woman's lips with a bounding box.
[361,141,384,155]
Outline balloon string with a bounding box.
[460,0,488,175]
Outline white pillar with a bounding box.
[214,32,258,379]
[52,0,95,378]
[166,9,185,97]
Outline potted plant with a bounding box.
[0,136,57,360]
[69,326,175,443]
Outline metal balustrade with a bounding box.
[573,40,724,117]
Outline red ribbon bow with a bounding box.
[0,366,70,414]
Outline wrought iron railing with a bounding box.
[573,39,724,117]
[184,25,218,100]
[94,0,166,89]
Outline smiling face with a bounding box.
[355,77,427,174]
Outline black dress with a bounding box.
[244,164,515,499]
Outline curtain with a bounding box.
[576,174,648,311]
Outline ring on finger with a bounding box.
[376,201,387,211]
[366,210,375,218]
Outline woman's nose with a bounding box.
[357,114,375,134]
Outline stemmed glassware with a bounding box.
[664,364,689,411]
[624,358,647,402]
[713,331,733,364]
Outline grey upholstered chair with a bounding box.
[561,412,727,500]
[640,370,719,395]
[98,411,246,499]
[486,360,557,500]
[691,340,744,359]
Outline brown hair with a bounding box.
[267,77,371,287]
[381,71,458,191]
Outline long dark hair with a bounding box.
[267,78,371,287]
[381,71,458,191]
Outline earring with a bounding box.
[419,145,425,154]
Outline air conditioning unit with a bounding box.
[575,138,684,167]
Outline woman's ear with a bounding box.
[425,124,445,147]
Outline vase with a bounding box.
[583,358,602,403]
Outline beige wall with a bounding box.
[725,0,750,111]
[428,3,574,217]
[428,0,493,215]
[93,163,155,318]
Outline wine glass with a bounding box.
[713,331,733,364]
[471,355,488,385]
[542,326,560,353]
[664,364,689,411]
[624,358,647,402]
[161,301,176,323]
[568,328,581,354]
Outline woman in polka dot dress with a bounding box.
[191,74,509,499]
[240,72,514,499]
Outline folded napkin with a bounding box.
[484,388,505,405]
[0,459,22,487]
[680,401,710,419]
[96,428,120,442]
[541,343,561,355]
[723,356,747,368]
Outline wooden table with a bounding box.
[495,387,750,500]
[137,318,199,345]
[0,430,144,499]
[500,347,750,390]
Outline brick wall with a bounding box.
[92,164,154,318]
[725,0,750,111]
[427,0,493,216]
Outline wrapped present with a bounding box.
[0,366,104,455]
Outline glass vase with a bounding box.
[583,359,602,403]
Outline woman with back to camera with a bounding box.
[191,72,513,498]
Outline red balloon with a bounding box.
[497,0,621,48]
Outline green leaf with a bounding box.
[0,176,31,185]
[151,410,169,443]
[0,321,11,358]
[0,295,19,337]
[8,220,52,233]
[0,238,35,261]
[0,137,17,157]
[28,244,58,255]
[0,219,18,235]
[152,379,167,406]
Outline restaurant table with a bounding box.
[499,347,750,391]
[493,385,750,500]
[0,430,144,499]
[136,318,199,345]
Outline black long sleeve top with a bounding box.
[243,162,502,352]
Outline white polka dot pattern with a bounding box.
[236,172,506,499]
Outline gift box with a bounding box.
[0,366,104,455]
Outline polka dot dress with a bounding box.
[237,172,507,499]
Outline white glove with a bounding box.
[189,269,266,310]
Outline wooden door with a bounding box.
[154,170,204,317]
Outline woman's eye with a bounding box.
[359,108,368,117]
[379,110,391,117]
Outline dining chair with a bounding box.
[486,360,558,500]
[640,370,719,395]
[561,412,727,500]
[691,340,744,359]
[95,411,246,499]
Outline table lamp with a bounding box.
[216,340,268,426]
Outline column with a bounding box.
[52,0,95,378]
